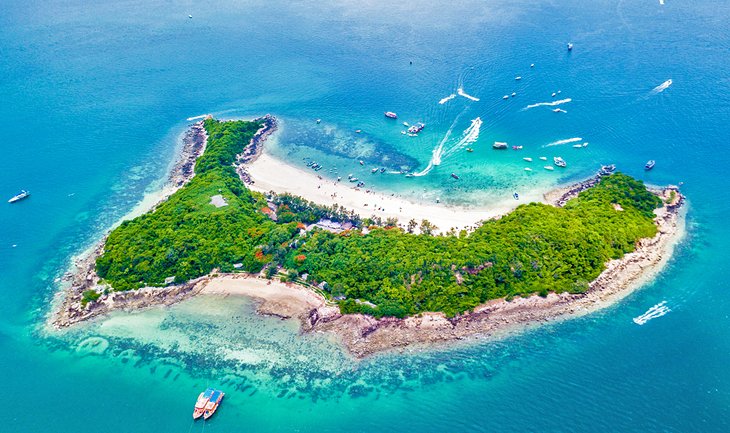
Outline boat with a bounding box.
[600,164,616,176]
[512,145,523,150]
[493,141,508,150]
[203,389,225,420]
[511,92,517,97]
[513,192,520,200]
[355,129,362,133]
[567,43,573,51]
[407,133,417,137]
[407,122,425,134]
[451,173,460,180]
[544,166,554,171]
[553,108,563,113]
[551,92,556,97]
[645,160,656,170]
[554,156,567,167]
[380,167,386,173]
[8,190,30,203]
[404,173,414,178]
[371,168,379,173]
[524,167,533,171]
[403,122,409,127]
[572,144,583,148]
[359,160,364,165]
[349,177,359,182]
[539,156,547,161]
[523,157,533,162]
[530,63,535,68]
[466,148,474,152]
[356,181,365,188]
[384,111,398,119]
[503,95,509,100]
[316,119,321,124]
[401,131,406,135]
[188,14,193,19]
[583,142,589,147]
[193,388,215,420]
[515,76,522,81]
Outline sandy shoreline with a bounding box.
[244,126,550,233]
[51,118,687,360]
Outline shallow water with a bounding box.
[1,0,730,431]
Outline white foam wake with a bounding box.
[186,114,208,121]
[457,87,480,102]
[544,137,582,147]
[523,98,573,110]
[633,301,670,325]
[412,117,482,177]
[651,79,672,94]
[439,94,457,104]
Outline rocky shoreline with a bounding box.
[296,187,685,357]
[52,116,277,329]
[51,119,686,361]
[236,114,277,185]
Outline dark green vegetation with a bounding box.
[97,119,664,317]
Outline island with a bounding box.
[53,117,685,357]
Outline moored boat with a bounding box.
[567,42,574,51]
[512,145,523,150]
[193,388,215,420]
[8,190,30,203]
[554,156,567,167]
[539,156,548,161]
[450,173,460,180]
[384,111,398,119]
[466,148,474,152]
[523,157,533,162]
[600,164,616,176]
[203,389,225,420]
[493,141,508,150]
[371,168,378,173]
[645,160,656,170]
[544,166,554,171]
[407,122,425,134]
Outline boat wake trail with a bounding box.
[457,87,480,102]
[544,137,582,147]
[439,94,457,104]
[651,79,673,94]
[522,98,573,110]
[412,117,482,177]
[633,301,670,325]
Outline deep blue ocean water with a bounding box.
[1,0,729,431]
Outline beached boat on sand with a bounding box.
[203,389,224,420]
[193,388,215,419]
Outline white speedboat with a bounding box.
[8,190,30,203]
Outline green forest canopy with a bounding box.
[96,118,664,318]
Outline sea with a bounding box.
[1,0,729,431]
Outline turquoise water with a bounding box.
[1,0,729,431]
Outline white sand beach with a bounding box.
[245,150,543,234]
